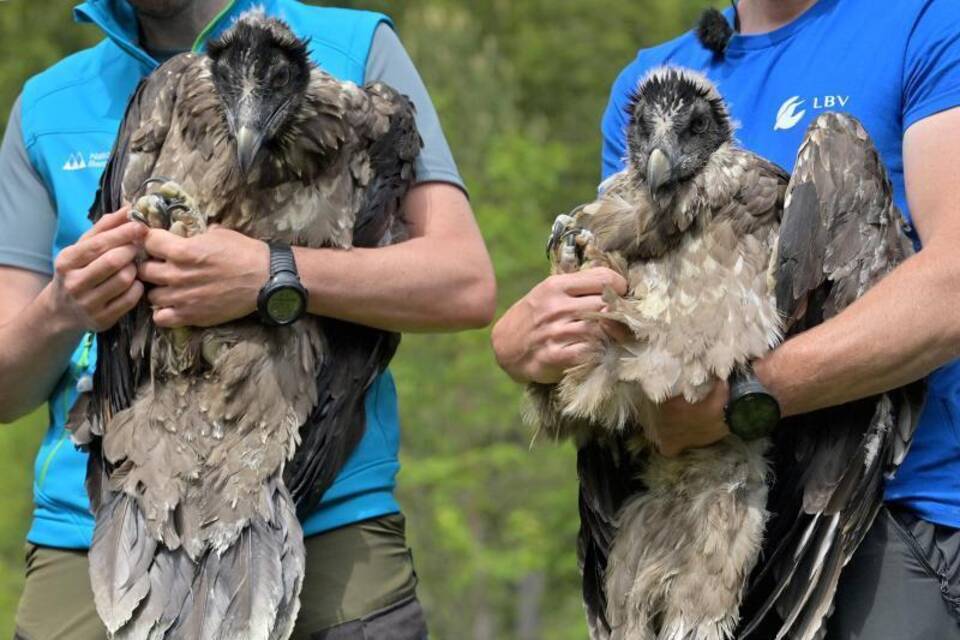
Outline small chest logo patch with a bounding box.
[62,151,110,172]
[774,95,851,131]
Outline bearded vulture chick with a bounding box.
[528,67,922,640]
[67,11,420,639]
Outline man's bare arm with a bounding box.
[139,182,497,332]
[642,107,960,456]
[0,211,146,422]
[754,107,960,416]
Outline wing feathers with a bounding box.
[742,113,923,639]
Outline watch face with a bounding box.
[729,393,781,441]
[266,287,305,324]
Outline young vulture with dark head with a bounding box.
[531,67,923,640]
[68,11,420,640]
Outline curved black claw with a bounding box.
[546,213,577,259]
[134,176,176,200]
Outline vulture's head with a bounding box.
[208,13,312,175]
[626,68,732,202]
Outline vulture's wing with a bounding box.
[71,54,199,513]
[578,436,647,640]
[352,83,421,247]
[739,113,925,640]
[283,81,420,515]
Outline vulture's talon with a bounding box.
[546,213,576,258]
[132,179,206,236]
[557,227,589,273]
[128,207,149,227]
[134,176,176,200]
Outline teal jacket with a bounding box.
[22,0,402,549]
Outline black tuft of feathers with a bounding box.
[696,8,734,57]
[207,13,310,64]
[628,68,732,142]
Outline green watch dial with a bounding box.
[727,392,781,441]
[266,287,305,324]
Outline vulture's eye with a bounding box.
[272,66,290,90]
[690,115,709,135]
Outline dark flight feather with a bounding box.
[739,113,924,640]
[577,436,647,640]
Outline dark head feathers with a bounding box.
[696,7,734,57]
[628,67,732,140]
[207,10,310,63]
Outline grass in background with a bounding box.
[0,408,45,636]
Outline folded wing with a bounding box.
[740,113,925,640]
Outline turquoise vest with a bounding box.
[21,0,401,548]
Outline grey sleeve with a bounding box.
[365,24,466,193]
[0,95,57,276]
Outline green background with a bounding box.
[0,1,717,637]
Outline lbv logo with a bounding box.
[774,95,850,131]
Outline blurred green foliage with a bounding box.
[0,0,716,637]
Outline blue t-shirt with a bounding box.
[601,0,960,528]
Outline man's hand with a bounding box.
[139,226,269,328]
[49,207,147,332]
[491,268,628,384]
[640,381,730,458]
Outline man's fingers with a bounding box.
[79,206,133,241]
[564,294,608,315]
[152,305,185,329]
[96,280,144,329]
[549,341,596,370]
[147,285,179,308]
[555,267,628,297]
[144,229,188,262]
[58,221,146,271]
[557,320,607,344]
[82,263,139,308]
[73,245,141,291]
[138,259,177,286]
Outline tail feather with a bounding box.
[113,549,194,640]
[269,491,306,640]
[103,482,304,639]
[90,492,157,634]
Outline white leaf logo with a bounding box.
[774,96,807,131]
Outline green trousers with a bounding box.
[14,513,423,640]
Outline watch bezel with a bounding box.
[259,276,307,326]
[257,243,309,326]
[724,367,782,441]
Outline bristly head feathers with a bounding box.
[626,67,733,200]
[207,10,313,175]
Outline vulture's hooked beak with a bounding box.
[235,123,267,177]
[647,148,673,193]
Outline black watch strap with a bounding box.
[269,242,298,277]
[258,242,308,326]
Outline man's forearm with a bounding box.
[756,244,960,417]
[292,183,495,333]
[295,234,494,333]
[0,283,82,422]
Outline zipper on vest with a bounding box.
[37,333,95,489]
[191,0,239,53]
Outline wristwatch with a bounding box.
[257,242,308,326]
[724,364,781,441]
